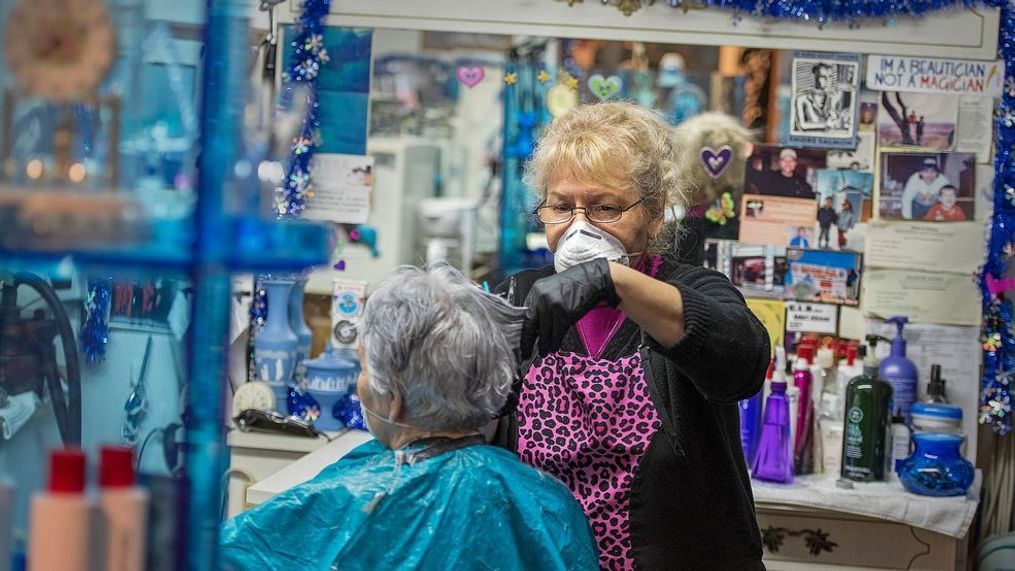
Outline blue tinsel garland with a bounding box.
[976,2,1015,435]
[274,0,331,219]
[80,277,111,364]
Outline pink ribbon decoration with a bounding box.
[985,273,1015,296]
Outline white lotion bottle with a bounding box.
[98,446,149,571]
[27,449,92,571]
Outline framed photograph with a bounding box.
[877,92,959,150]
[785,249,862,306]
[788,51,861,149]
[878,152,976,221]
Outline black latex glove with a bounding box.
[520,257,620,359]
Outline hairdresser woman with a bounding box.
[494,102,770,570]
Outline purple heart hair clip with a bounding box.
[700,145,733,179]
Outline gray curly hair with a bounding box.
[360,263,525,431]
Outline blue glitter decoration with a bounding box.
[976,2,1015,435]
[275,0,332,219]
[334,391,367,431]
[81,278,112,364]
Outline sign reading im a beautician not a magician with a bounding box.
[866,55,1004,96]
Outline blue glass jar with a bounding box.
[897,433,974,497]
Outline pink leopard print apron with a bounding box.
[516,258,664,570]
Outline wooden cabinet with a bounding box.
[758,502,970,570]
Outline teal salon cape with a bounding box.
[219,439,599,571]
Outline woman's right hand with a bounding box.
[520,258,619,359]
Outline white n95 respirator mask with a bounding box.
[553,220,636,273]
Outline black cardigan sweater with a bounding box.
[494,260,770,570]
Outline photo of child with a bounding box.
[789,226,813,248]
[922,185,967,221]
[878,152,975,221]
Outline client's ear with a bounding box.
[387,383,405,423]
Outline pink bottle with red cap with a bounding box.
[98,446,148,571]
[27,449,93,571]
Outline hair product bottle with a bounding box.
[752,348,794,483]
[98,446,149,571]
[888,412,912,479]
[27,449,93,571]
[921,364,948,404]
[841,336,894,482]
[879,316,918,422]
[793,346,815,474]
[739,361,770,464]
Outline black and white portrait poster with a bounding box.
[788,51,861,149]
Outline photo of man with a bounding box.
[901,157,950,219]
[788,52,860,148]
[817,197,838,249]
[794,63,849,133]
[746,146,825,199]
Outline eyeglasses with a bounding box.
[533,199,643,224]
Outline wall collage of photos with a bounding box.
[699,51,1000,450]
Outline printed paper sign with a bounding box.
[866,55,1004,96]
[862,269,980,326]
[865,220,985,275]
[304,154,374,224]
[786,302,839,334]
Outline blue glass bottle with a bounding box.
[897,433,975,497]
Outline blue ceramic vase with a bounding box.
[254,278,298,409]
[288,277,313,367]
[897,433,975,497]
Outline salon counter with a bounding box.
[239,429,374,509]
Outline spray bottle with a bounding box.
[841,335,894,482]
[811,347,835,473]
[879,316,918,422]
[752,347,794,483]
[792,345,815,474]
[921,364,949,404]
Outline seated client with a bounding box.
[220,264,598,571]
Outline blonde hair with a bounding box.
[523,101,689,220]
[671,112,755,206]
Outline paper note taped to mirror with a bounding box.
[304,154,374,224]
[862,269,980,326]
[864,220,984,275]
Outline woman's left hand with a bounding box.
[520,258,619,358]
